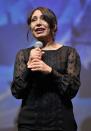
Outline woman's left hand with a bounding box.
[27,58,52,74]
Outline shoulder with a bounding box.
[61,45,80,60]
[65,46,81,62]
[16,46,33,56]
[62,45,74,50]
[15,46,34,61]
[63,45,79,53]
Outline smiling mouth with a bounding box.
[35,28,45,34]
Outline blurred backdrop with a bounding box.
[0,0,91,131]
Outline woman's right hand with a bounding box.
[27,48,44,68]
[30,48,44,60]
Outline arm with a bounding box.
[11,49,30,99]
[49,48,81,99]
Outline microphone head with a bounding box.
[34,41,43,48]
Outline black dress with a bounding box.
[11,46,81,131]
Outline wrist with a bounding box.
[48,67,52,73]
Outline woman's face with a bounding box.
[30,10,51,40]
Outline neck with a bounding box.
[37,35,54,47]
[41,39,54,48]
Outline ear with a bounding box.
[54,24,57,32]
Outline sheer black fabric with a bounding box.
[11,46,81,131]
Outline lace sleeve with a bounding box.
[49,48,81,99]
[11,49,30,99]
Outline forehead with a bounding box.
[31,10,42,18]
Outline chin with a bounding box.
[34,35,46,40]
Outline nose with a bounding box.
[36,18,42,26]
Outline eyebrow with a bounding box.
[31,16,37,18]
[32,14,43,18]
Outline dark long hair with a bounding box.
[27,7,57,41]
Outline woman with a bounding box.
[11,7,81,131]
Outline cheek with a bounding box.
[30,23,34,31]
[46,24,50,33]
[46,28,51,34]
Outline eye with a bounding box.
[31,16,37,22]
[40,14,49,23]
[40,15,47,21]
[40,15,44,20]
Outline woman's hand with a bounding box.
[27,58,52,74]
[27,48,44,67]
[30,48,44,60]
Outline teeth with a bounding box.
[35,28,45,31]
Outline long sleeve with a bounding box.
[49,48,81,99]
[11,49,30,99]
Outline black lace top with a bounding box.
[11,46,81,131]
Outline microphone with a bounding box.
[27,41,43,68]
[34,41,43,48]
